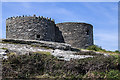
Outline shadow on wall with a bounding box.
[55,26,65,43]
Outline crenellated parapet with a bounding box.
[6,15,93,49]
[6,14,55,23]
[6,15,56,42]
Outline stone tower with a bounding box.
[56,22,93,48]
[6,15,93,49]
[6,15,55,42]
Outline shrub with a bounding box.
[84,70,120,79]
[87,45,103,51]
[115,50,120,54]
[2,51,120,79]
[106,70,120,79]
[87,45,120,55]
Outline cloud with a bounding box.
[95,33,117,42]
[1,0,120,2]
[21,3,31,9]
[1,2,118,51]
[84,3,118,20]
[94,31,118,51]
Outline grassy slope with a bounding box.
[1,42,120,79]
[2,50,120,79]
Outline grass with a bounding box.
[33,51,51,55]
[85,70,120,79]
[35,74,83,79]
[86,45,120,55]
[1,47,8,50]
[110,54,120,66]
[7,52,16,56]
[35,74,58,79]
[0,41,18,44]
[31,44,52,49]
[2,51,120,79]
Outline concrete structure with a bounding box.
[6,15,93,49]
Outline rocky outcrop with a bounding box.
[0,39,110,61]
[2,39,72,50]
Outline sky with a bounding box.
[1,0,120,2]
[1,2,118,51]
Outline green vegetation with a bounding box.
[115,50,120,54]
[1,47,8,50]
[87,45,120,54]
[31,44,52,49]
[84,70,120,79]
[106,70,120,79]
[0,41,18,44]
[7,52,16,56]
[2,51,120,79]
[33,51,51,55]
[87,45,105,51]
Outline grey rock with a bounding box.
[2,39,71,50]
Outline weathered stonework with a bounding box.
[6,15,55,41]
[6,15,93,49]
[56,22,93,49]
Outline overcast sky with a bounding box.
[1,2,118,51]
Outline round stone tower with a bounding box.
[56,22,93,49]
[6,15,55,41]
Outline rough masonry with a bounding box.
[56,22,93,48]
[6,15,93,49]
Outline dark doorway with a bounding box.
[37,35,40,38]
[86,30,89,35]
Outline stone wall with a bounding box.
[6,15,94,49]
[56,22,93,49]
[6,15,55,42]
[55,26,65,43]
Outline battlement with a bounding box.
[6,15,93,49]
[6,14,55,23]
[6,15,56,42]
